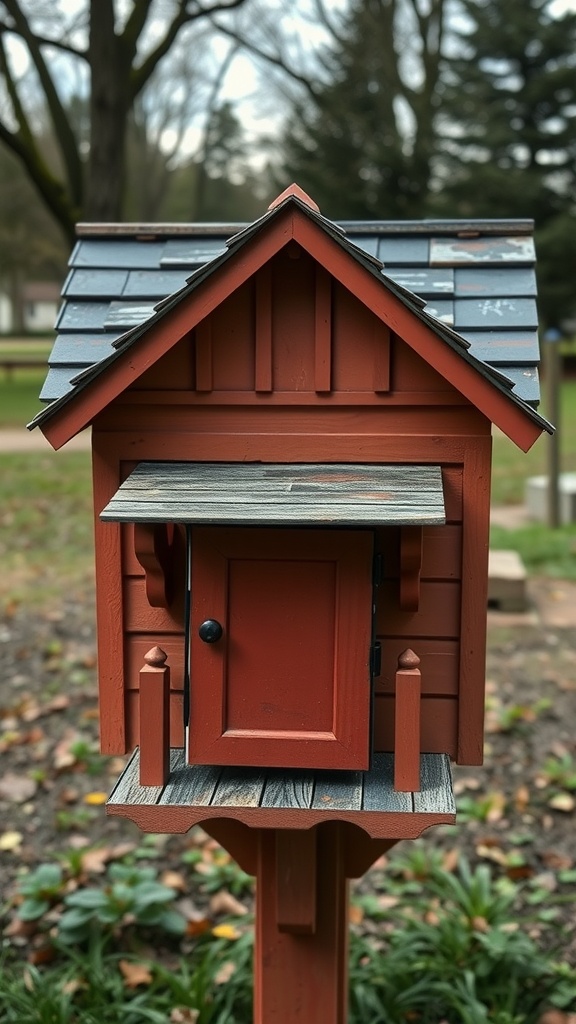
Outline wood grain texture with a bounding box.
[374,695,458,756]
[254,825,347,1023]
[413,753,456,815]
[376,639,459,696]
[457,436,492,764]
[362,753,411,812]
[255,265,273,392]
[399,526,423,610]
[375,581,461,638]
[188,527,374,771]
[275,829,317,934]
[314,266,332,393]
[393,658,421,791]
[92,434,125,753]
[260,771,315,809]
[138,653,170,786]
[102,462,446,526]
[195,319,212,392]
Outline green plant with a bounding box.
[16,863,66,921]
[58,863,186,945]
[192,848,254,897]
[539,752,576,790]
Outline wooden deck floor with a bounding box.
[107,749,456,841]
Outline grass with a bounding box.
[0,451,93,605]
[2,849,575,1022]
[490,378,576,507]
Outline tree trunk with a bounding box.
[86,0,131,221]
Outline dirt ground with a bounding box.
[1,580,576,965]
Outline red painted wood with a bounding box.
[291,212,544,452]
[95,401,485,437]
[373,321,390,393]
[195,319,212,392]
[374,694,457,755]
[457,436,492,764]
[126,690,184,749]
[124,577,184,633]
[188,527,374,770]
[108,799,456,839]
[376,639,458,696]
[394,650,421,791]
[314,266,332,393]
[255,265,273,392]
[380,525,462,579]
[119,388,467,407]
[211,282,255,392]
[276,830,317,934]
[133,523,173,607]
[399,526,423,610]
[254,825,348,1024]
[91,435,125,753]
[138,647,170,786]
[125,637,184,690]
[132,340,194,390]
[375,581,461,637]
[271,247,316,392]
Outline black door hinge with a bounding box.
[370,641,382,678]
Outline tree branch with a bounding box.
[212,19,320,100]
[1,0,83,206]
[130,0,249,99]
[0,18,86,58]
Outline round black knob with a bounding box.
[198,619,223,644]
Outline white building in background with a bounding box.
[0,281,60,333]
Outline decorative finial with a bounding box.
[144,646,167,667]
[268,184,320,213]
[398,649,420,670]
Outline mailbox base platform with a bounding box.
[107,748,455,842]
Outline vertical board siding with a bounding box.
[457,436,492,763]
[92,436,125,753]
[272,248,316,391]
[195,319,213,391]
[255,265,273,392]
[315,266,332,393]
[211,282,255,392]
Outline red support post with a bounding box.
[394,649,421,792]
[254,823,349,1024]
[139,646,170,786]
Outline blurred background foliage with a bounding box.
[0,0,575,329]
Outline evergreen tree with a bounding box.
[281,0,448,220]
[436,0,576,323]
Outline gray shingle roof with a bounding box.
[36,206,544,420]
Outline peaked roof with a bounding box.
[29,188,551,450]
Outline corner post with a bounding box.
[139,646,170,786]
[394,649,421,791]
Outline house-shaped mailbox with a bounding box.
[30,186,550,841]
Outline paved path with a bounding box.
[0,428,91,451]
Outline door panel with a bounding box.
[188,527,374,770]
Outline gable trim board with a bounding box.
[29,196,551,452]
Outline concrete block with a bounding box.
[525,473,576,525]
[488,549,528,612]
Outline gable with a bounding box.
[30,196,550,451]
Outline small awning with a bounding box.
[101,462,446,527]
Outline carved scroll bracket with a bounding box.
[399,525,423,611]
[133,523,185,608]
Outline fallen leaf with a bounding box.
[548,793,575,813]
[214,961,237,985]
[349,903,364,925]
[540,850,573,871]
[45,695,70,713]
[212,923,241,940]
[186,918,212,937]
[83,792,108,806]
[119,959,153,988]
[160,870,187,892]
[0,831,23,852]
[0,772,37,804]
[209,890,249,917]
[514,785,530,812]
[80,848,112,874]
[170,1009,200,1023]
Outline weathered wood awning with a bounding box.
[107,749,456,841]
[101,462,446,526]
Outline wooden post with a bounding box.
[254,823,348,1024]
[139,646,170,786]
[394,649,421,792]
[544,331,561,528]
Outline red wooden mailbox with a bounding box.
[30,185,550,1022]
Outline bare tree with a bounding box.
[0,0,251,242]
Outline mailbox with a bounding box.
[30,184,550,813]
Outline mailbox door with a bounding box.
[188,526,374,770]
